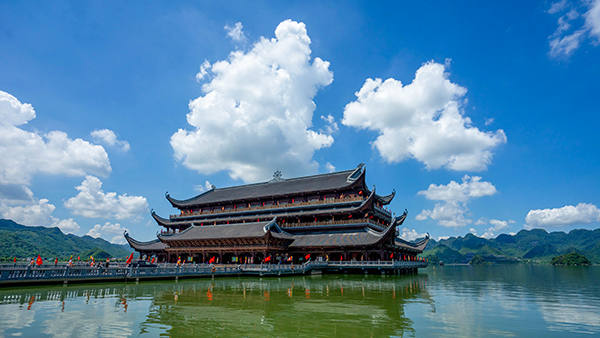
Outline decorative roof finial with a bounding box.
[271,169,283,182]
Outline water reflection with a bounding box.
[421,265,600,337]
[0,274,429,337]
[2,266,599,337]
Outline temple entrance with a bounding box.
[192,253,203,264]
[368,252,380,261]
[223,252,237,264]
[329,252,344,261]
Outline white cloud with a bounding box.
[64,176,148,221]
[91,129,130,152]
[0,198,80,234]
[525,203,600,229]
[171,20,334,183]
[437,235,450,241]
[320,114,339,134]
[586,0,600,41]
[400,228,428,241]
[548,0,568,14]
[481,219,514,239]
[225,22,246,42]
[194,180,215,193]
[548,0,600,58]
[0,91,111,186]
[341,61,506,171]
[325,162,336,173]
[52,218,80,234]
[87,222,129,244]
[196,60,211,82]
[416,175,497,228]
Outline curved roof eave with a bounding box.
[375,189,396,205]
[166,188,215,208]
[151,210,174,226]
[124,231,167,251]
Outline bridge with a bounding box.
[0,260,428,287]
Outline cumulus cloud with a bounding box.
[91,129,130,152]
[416,175,497,228]
[342,61,506,171]
[481,219,514,239]
[0,198,80,234]
[525,203,600,229]
[64,176,148,221]
[548,0,600,58]
[225,22,246,42]
[194,180,215,193]
[0,91,111,186]
[171,20,334,183]
[87,222,129,244]
[400,228,428,241]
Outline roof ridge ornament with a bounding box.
[270,169,284,183]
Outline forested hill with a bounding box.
[0,219,132,261]
[422,228,600,264]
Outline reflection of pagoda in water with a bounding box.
[142,275,430,337]
[125,164,428,263]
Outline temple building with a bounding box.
[125,164,428,264]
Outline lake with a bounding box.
[0,265,599,337]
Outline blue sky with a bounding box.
[1,1,599,244]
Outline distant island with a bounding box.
[421,228,600,265]
[0,219,132,261]
[551,252,590,266]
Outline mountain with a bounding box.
[422,228,600,264]
[0,219,133,260]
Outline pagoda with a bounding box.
[125,164,428,263]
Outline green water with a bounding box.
[1,265,599,337]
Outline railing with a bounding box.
[0,260,427,285]
[280,218,388,229]
[170,196,364,218]
[374,203,392,217]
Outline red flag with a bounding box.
[151,257,155,264]
[304,253,310,260]
[265,255,271,262]
[390,253,394,259]
[125,253,134,265]
[13,257,16,263]
[208,256,215,264]
[36,255,43,266]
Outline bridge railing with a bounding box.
[0,260,427,283]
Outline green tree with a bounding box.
[469,254,486,265]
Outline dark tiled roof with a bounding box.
[124,233,167,251]
[158,219,293,242]
[289,229,384,248]
[394,237,429,252]
[167,167,364,207]
[156,192,375,226]
[289,219,396,248]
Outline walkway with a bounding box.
[0,260,428,286]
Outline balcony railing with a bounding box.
[170,196,364,218]
[279,218,388,229]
